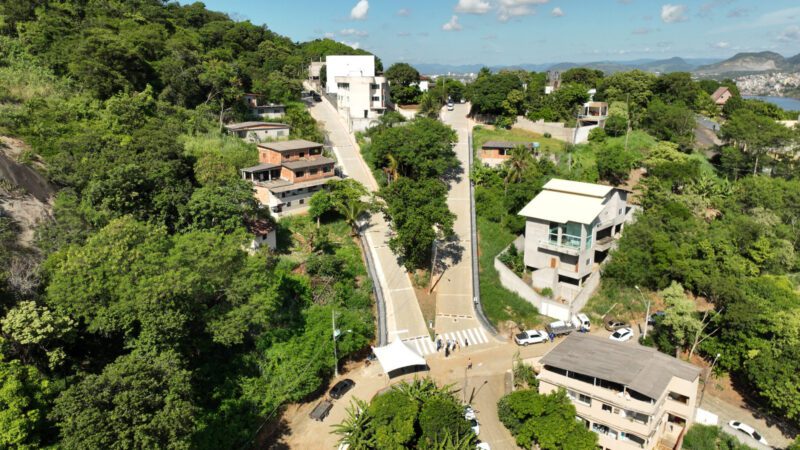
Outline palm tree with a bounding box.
[335,196,369,237]
[383,153,400,185]
[504,144,535,191]
[333,398,375,449]
[429,431,476,450]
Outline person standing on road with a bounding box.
[445,347,450,358]
[465,338,469,347]
[467,358,472,370]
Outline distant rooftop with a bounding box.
[225,121,290,131]
[544,179,614,198]
[482,141,532,149]
[540,333,701,399]
[258,139,324,152]
[282,156,335,171]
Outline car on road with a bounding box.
[514,329,548,346]
[464,405,477,420]
[469,418,480,436]
[329,379,355,399]
[728,421,769,446]
[476,442,490,450]
[609,327,634,342]
[604,317,628,331]
[447,102,454,111]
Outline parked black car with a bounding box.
[329,378,355,399]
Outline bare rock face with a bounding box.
[0,136,54,248]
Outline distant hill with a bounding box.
[413,57,721,76]
[694,51,798,76]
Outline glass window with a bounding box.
[577,394,591,406]
[548,223,559,244]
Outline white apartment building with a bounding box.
[325,55,375,94]
[538,334,701,450]
[519,179,631,296]
[335,75,388,132]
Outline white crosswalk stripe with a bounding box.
[402,327,492,356]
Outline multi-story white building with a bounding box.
[335,75,388,132]
[325,55,376,94]
[519,179,631,297]
[538,334,701,450]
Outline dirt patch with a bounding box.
[1,136,54,248]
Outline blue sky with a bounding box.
[198,0,800,66]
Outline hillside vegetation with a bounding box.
[0,2,377,448]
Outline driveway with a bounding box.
[305,96,429,343]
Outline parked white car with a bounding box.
[609,327,634,342]
[476,443,491,450]
[514,329,548,346]
[728,420,769,446]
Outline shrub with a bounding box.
[588,127,607,142]
[541,287,553,298]
[543,132,552,138]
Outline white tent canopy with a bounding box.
[372,340,427,375]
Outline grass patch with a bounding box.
[477,216,542,329]
[584,279,650,323]
[473,126,566,156]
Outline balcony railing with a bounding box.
[540,233,583,256]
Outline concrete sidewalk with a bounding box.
[306,97,429,343]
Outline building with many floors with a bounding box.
[519,179,632,298]
[538,333,701,450]
[240,139,341,217]
[335,74,389,132]
[324,55,376,95]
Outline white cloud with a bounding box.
[397,8,410,17]
[661,4,688,23]
[340,40,361,49]
[350,0,368,20]
[777,25,800,42]
[497,0,549,22]
[340,28,368,37]
[711,41,730,48]
[551,7,564,17]
[397,31,411,37]
[442,15,463,31]
[455,0,491,14]
[632,27,651,35]
[324,32,335,39]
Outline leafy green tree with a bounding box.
[683,424,755,450]
[381,178,455,270]
[604,114,628,137]
[504,145,535,189]
[654,72,701,107]
[1,301,75,369]
[283,102,325,142]
[182,180,261,234]
[52,351,197,450]
[720,109,793,175]
[596,143,637,185]
[497,389,597,450]
[253,70,301,104]
[334,398,376,449]
[561,68,604,87]
[419,396,473,447]
[658,281,702,350]
[385,63,422,105]
[468,71,523,116]
[309,179,373,234]
[0,359,51,449]
[369,117,458,180]
[642,99,695,150]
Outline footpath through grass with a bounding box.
[477,216,542,329]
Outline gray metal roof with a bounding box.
[282,157,335,171]
[258,139,324,152]
[224,121,289,131]
[240,162,280,173]
[482,140,532,149]
[540,333,700,399]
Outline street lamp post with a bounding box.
[331,309,352,378]
[635,285,651,340]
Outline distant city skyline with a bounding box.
[197,1,800,67]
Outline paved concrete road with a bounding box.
[306,97,430,343]
[702,394,787,450]
[437,104,491,339]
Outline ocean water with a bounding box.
[743,95,800,112]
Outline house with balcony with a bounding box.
[518,179,632,300]
[240,139,341,217]
[224,121,290,143]
[538,333,701,450]
[242,93,286,119]
[578,101,609,127]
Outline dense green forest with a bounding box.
[467,64,800,432]
[0,1,379,448]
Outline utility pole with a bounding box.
[624,94,631,152]
[635,285,650,340]
[699,353,721,405]
[332,309,339,378]
[429,238,439,293]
